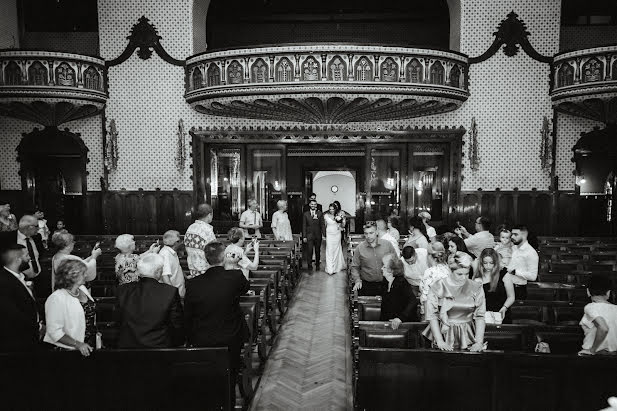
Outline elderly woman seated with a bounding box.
[423,252,486,352]
[51,230,101,290]
[114,234,159,285]
[380,253,419,329]
[44,259,96,356]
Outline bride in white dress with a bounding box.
[325,203,346,275]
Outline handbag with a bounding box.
[484,311,503,324]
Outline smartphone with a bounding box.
[94,241,101,249]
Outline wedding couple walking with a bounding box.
[302,197,346,275]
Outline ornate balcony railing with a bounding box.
[0,50,107,126]
[185,45,469,123]
[551,45,617,124]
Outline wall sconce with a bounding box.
[468,117,480,171]
[384,177,396,190]
[273,180,281,191]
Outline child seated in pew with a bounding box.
[224,227,259,280]
[579,274,617,355]
[114,234,160,285]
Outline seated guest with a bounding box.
[184,242,249,407]
[44,259,95,356]
[381,254,419,329]
[446,236,475,269]
[158,230,186,299]
[472,248,515,323]
[351,221,397,296]
[377,219,400,256]
[456,216,495,258]
[387,216,400,241]
[224,227,259,280]
[114,234,159,285]
[423,252,486,351]
[579,274,617,355]
[271,200,293,241]
[51,230,100,290]
[506,224,538,300]
[0,203,18,232]
[400,245,428,297]
[419,242,450,319]
[494,225,513,268]
[0,244,40,351]
[418,211,437,242]
[403,216,429,250]
[116,254,184,348]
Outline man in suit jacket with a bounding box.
[0,215,47,297]
[302,192,323,213]
[116,253,184,348]
[184,241,249,407]
[302,199,326,271]
[0,244,40,352]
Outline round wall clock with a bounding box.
[331,185,339,193]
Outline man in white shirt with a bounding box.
[457,216,495,257]
[506,224,539,300]
[184,204,216,279]
[239,199,263,239]
[376,219,400,256]
[159,230,186,298]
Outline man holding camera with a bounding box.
[240,199,263,239]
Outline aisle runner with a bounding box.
[250,270,353,411]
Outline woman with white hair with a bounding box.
[418,211,437,242]
[51,230,101,290]
[0,203,17,232]
[114,234,159,285]
[423,251,486,352]
[271,200,293,241]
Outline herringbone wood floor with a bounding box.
[250,268,353,411]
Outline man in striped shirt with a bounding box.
[184,203,216,279]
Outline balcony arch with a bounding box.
[354,57,373,82]
[191,67,204,90]
[380,57,398,82]
[406,59,423,83]
[582,57,604,83]
[207,63,221,86]
[55,62,76,87]
[328,55,347,81]
[4,61,22,85]
[557,63,574,88]
[250,58,269,83]
[28,61,48,85]
[275,57,294,82]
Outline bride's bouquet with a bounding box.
[334,215,342,223]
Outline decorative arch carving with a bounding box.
[4,61,22,85]
[406,59,423,83]
[275,57,293,82]
[429,61,444,84]
[227,60,244,84]
[28,61,48,85]
[301,56,320,81]
[557,63,574,88]
[251,58,268,83]
[83,66,101,90]
[449,65,461,87]
[192,67,204,90]
[354,56,373,81]
[55,62,76,86]
[380,57,398,82]
[582,58,603,83]
[328,55,347,81]
[207,64,221,86]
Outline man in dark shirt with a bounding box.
[351,221,397,296]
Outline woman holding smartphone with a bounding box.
[50,230,101,290]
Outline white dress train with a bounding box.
[325,213,346,274]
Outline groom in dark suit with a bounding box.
[302,199,325,271]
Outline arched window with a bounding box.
[380,57,398,82]
[429,61,444,84]
[28,61,48,85]
[227,60,244,84]
[55,62,76,86]
[557,63,574,87]
[83,66,101,90]
[251,58,268,83]
[4,61,22,85]
[191,67,203,90]
[582,58,603,82]
[207,64,221,86]
[275,57,293,82]
[406,59,423,83]
[449,65,461,88]
[328,55,347,81]
[612,59,617,80]
[301,56,320,81]
[354,56,373,81]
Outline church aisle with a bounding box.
[249,269,353,411]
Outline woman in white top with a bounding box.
[51,230,100,290]
[387,216,401,241]
[418,211,437,242]
[44,259,95,356]
[404,216,430,250]
[224,227,259,280]
[271,200,293,241]
[419,241,451,319]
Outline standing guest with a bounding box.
[0,244,40,352]
[387,216,401,241]
[0,203,18,232]
[51,230,100,290]
[418,211,437,242]
[271,200,293,241]
[494,226,513,268]
[302,199,325,271]
[184,203,216,279]
[472,248,515,323]
[114,234,159,285]
[456,216,495,258]
[116,254,184,348]
[419,242,450,318]
[184,242,249,407]
[376,219,400,256]
[224,227,259,280]
[400,245,428,297]
[403,216,430,250]
[350,221,397,296]
[34,210,50,250]
[302,192,323,213]
[446,236,475,268]
[158,230,186,299]
[239,199,263,239]
[44,259,95,356]
[579,274,617,355]
[380,254,419,328]
[506,224,539,300]
[423,252,486,352]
